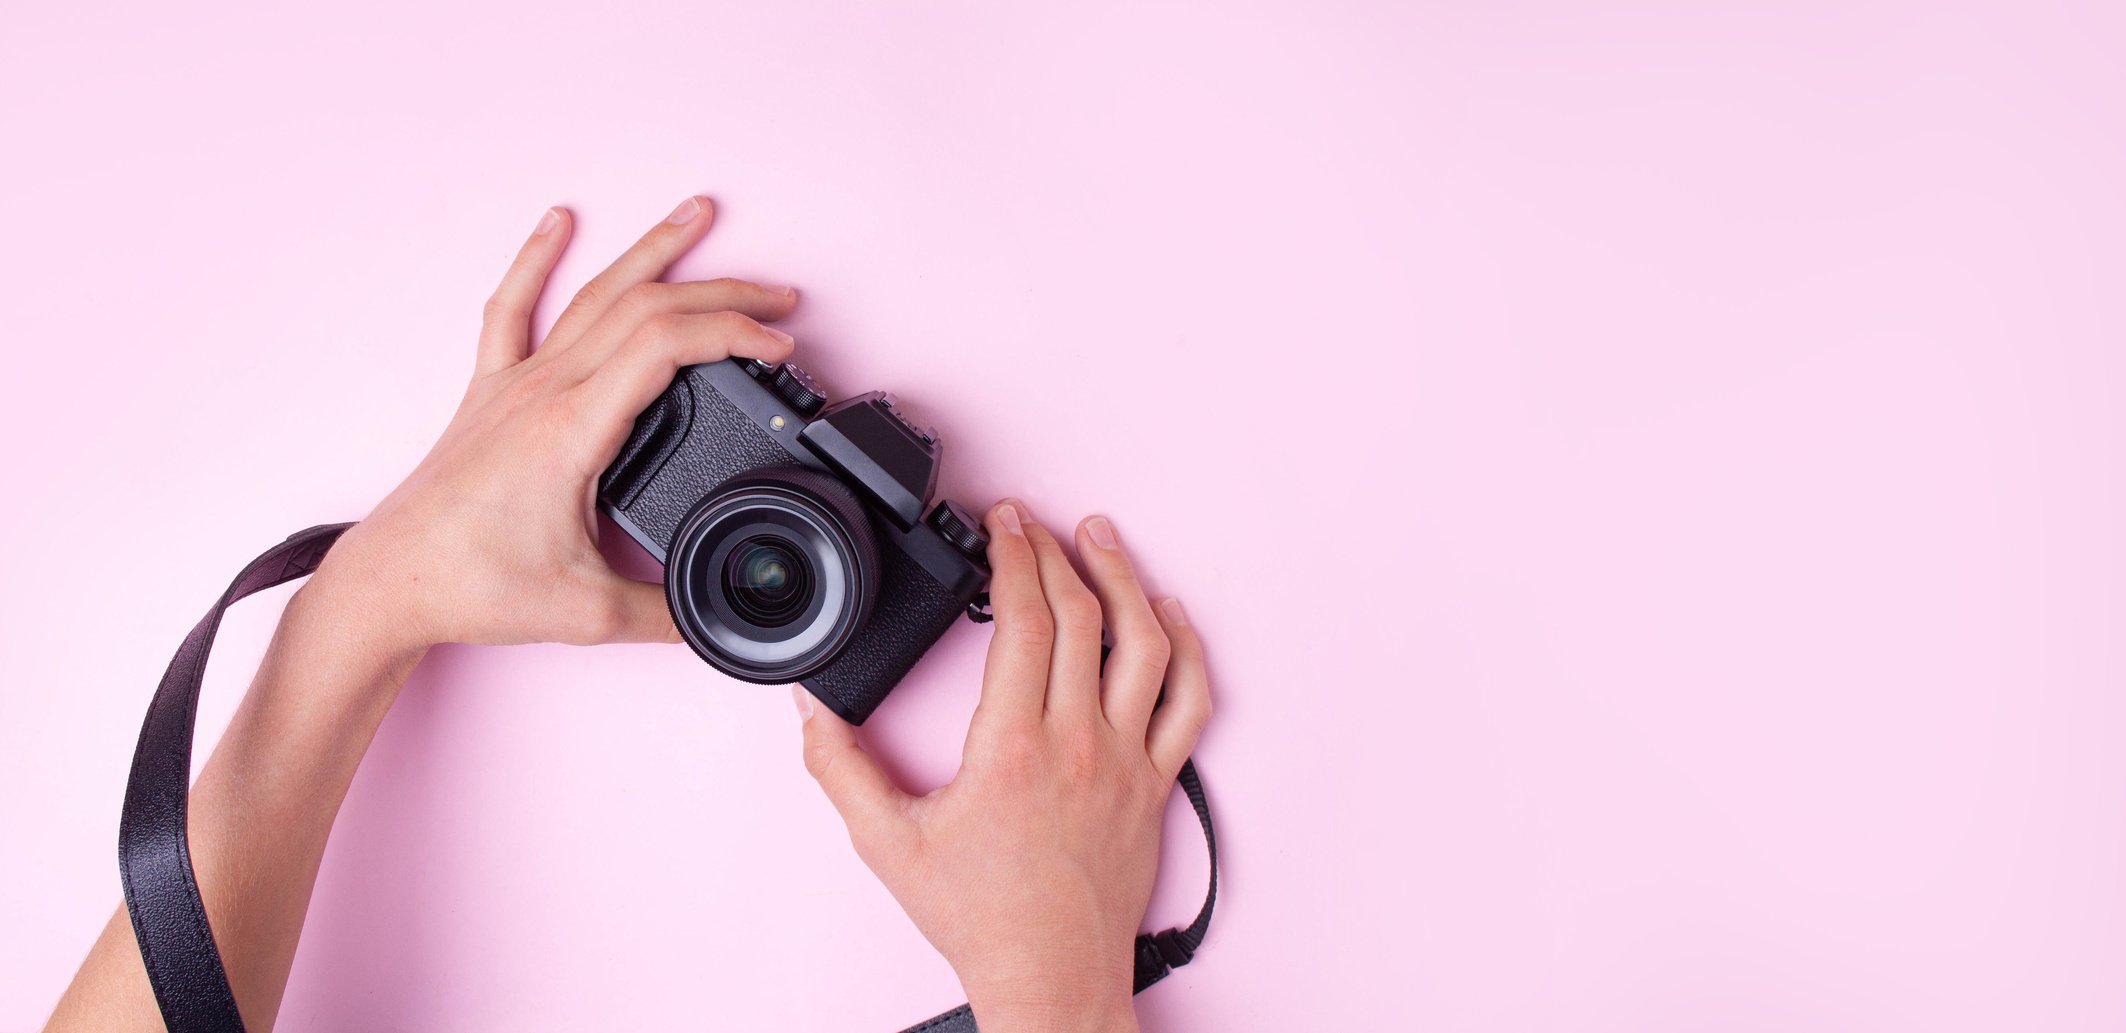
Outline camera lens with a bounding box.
[723,535,813,627]
[664,468,880,683]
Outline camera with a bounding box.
[598,357,992,724]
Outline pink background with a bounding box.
[4,2,2125,1029]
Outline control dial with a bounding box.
[929,500,990,561]
[771,363,829,418]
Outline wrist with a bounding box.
[282,559,434,683]
[223,552,431,773]
[962,971,1138,1033]
[297,536,437,661]
[965,996,1137,1033]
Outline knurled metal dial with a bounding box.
[929,500,990,560]
[771,363,829,418]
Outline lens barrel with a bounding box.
[664,468,880,682]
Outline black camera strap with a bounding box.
[120,525,1219,1033]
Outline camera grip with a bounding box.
[802,542,969,724]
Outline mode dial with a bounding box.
[771,363,829,418]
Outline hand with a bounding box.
[309,196,799,654]
[797,501,1213,1033]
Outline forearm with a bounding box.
[47,572,423,1033]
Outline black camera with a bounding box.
[598,357,992,724]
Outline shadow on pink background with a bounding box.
[4,2,2124,1029]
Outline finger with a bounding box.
[1075,516,1170,735]
[1145,597,1211,777]
[569,311,796,455]
[1019,514,1104,722]
[476,206,571,377]
[556,278,798,376]
[541,195,716,352]
[968,500,1051,738]
[798,686,913,847]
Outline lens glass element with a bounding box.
[723,535,813,628]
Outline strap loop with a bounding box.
[1152,928,1196,969]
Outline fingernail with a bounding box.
[765,284,796,296]
[763,326,795,345]
[533,207,561,236]
[996,501,1025,536]
[1086,516,1119,551]
[791,685,815,720]
[1159,597,1188,625]
[666,196,704,225]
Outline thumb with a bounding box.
[597,573,682,644]
[797,686,910,841]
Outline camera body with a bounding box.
[598,357,991,724]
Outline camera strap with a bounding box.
[120,524,1219,1033]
